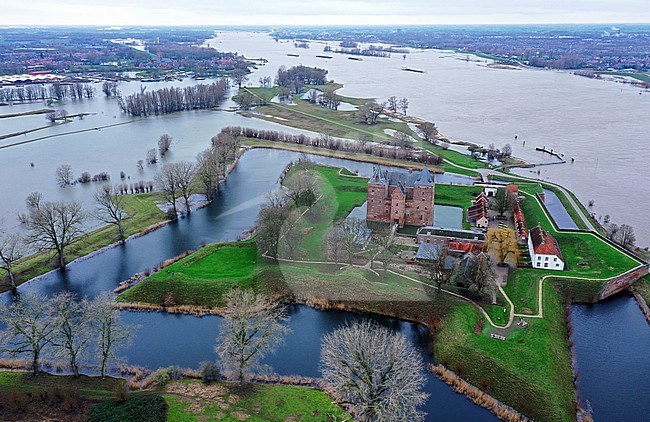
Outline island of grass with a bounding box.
[115,162,646,422]
[0,192,168,294]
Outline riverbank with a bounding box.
[0,193,168,293]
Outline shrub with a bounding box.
[152,366,182,386]
[199,361,220,384]
[88,395,167,422]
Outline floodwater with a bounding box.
[209,31,650,248]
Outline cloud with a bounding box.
[1,0,649,25]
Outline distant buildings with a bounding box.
[366,167,435,227]
[528,226,564,270]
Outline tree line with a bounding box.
[117,81,228,116]
[218,126,443,166]
[0,82,95,102]
[0,292,134,378]
[275,65,328,93]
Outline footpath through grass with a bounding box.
[0,192,168,293]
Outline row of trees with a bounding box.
[218,126,443,166]
[0,292,133,377]
[55,164,110,187]
[216,288,428,420]
[387,96,409,115]
[0,83,95,103]
[117,81,228,116]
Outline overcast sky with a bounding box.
[2,0,650,26]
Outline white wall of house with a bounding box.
[528,237,565,270]
[476,216,489,229]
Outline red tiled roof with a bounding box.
[507,184,519,194]
[530,226,563,259]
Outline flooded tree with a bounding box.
[25,198,85,270]
[158,134,173,157]
[146,148,158,165]
[616,224,636,247]
[0,223,24,290]
[55,164,74,187]
[94,185,127,244]
[102,81,119,97]
[230,69,249,88]
[155,161,195,216]
[321,320,429,421]
[0,292,57,375]
[215,289,290,386]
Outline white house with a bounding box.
[475,215,489,229]
[528,226,564,270]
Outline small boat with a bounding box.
[348,57,363,61]
[316,55,333,59]
[287,53,300,57]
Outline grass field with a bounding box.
[164,380,349,421]
[0,193,168,293]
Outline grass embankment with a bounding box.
[0,193,168,293]
[631,275,650,304]
[0,108,54,119]
[164,380,349,421]
[595,71,650,83]
[435,284,575,421]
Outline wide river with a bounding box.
[208,31,650,248]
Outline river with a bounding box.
[208,31,650,248]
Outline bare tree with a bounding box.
[196,148,225,200]
[488,228,519,266]
[94,185,127,244]
[283,167,319,207]
[399,97,409,115]
[419,243,450,292]
[174,161,195,214]
[493,187,513,217]
[256,200,292,258]
[0,293,56,375]
[417,122,439,144]
[326,225,346,263]
[215,289,290,386]
[50,292,92,377]
[158,134,173,157]
[26,199,85,270]
[231,69,249,89]
[146,148,158,165]
[387,96,399,113]
[340,218,367,264]
[0,223,24,291]
[358,101,385,125]
[321,320,429,421]
[616,224,636,247]
[89,293,134,379]
[25,192,42,210]
[137,159,144,171]
[369,227,395,272]
[390,131,411,149]
[502,143,513,157]
[155,164,179,217]
[55,164,74,187]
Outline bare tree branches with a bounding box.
[25,198,85,270]
[215,289,290,386]
[50,292,92,377]
[89,293,135,379]
[0,223,24,290]
[94,185,127,244]
[321,320,429,421]
[0,292,57,375]
[55,164,74,187]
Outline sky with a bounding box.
[1,0,650,26]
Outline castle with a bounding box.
[366,167,435,227]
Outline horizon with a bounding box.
[3,0,650,26]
